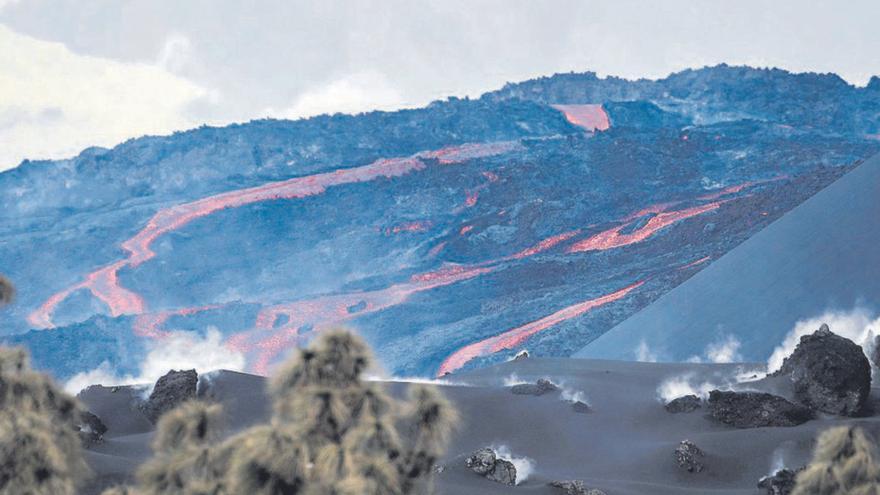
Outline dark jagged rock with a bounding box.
[486,458,517,485]
[549,480,607,494]
[141,369,198,423]
[674,440,705,473]
[514,350,530,360]
[707,390,812,428]
[757,468,802,495]
[465,447,517,485]
[571,401,592,414]
[77,410,108,444]
[775,324,871,416]
[665,394,702,413]
[465,447,497,475]
[511,378,559,396]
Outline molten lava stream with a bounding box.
[437,280,645,376]
[28,140,521,329]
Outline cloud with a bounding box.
[64,328,246,394]
[271,71,406,120]
[0,25,212,170]
[767,307,879,373]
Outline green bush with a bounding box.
[793,425,880,495]
[108,328,457,495]
[0,347,88,495]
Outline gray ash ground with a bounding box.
[77,356,880,495]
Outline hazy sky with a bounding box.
[1,0,879,170]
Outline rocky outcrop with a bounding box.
[549,480,607,494]
[757,468,802,495]
[141,369,198,423]
[487,459,517,485]
[511,378,559,396]
[665,394,702,413]
[514,350,530,361]
[465,447,517,485]
[674,440,705,473]
[571,401,591,414]
[707,390,812,428]
[775,324,871,416]
[77,410,108,444]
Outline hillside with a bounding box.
[2,65,879,379]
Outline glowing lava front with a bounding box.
[437,280,645,376]
[551,104,611,132]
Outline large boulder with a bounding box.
[141,369,198,423]
[757,468,802,495]
[486,458,517,485]
[775,324,871,416]
[665,394,702,413]
[674,440,705,473]
[707,390,812,428]
[510,378,559,396]
[465,447,517,485]
[549,480,607,494]
[465,447,496,475]
[77,410,108,444]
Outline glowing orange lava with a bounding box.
[437,280,645,376]
[568,202,727,253]
[29,141,521,329]
[551,104,611,132]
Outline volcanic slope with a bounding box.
[579,150,880,363]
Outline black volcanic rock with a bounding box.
[141,369,198,423]
[549,480,607,494]
[486,458,517,485]
[757,468,802,495]
[77,410,108,444]
[511,378,559,396]
[571,401,592,414]
[665,394,702,413]
[465,447,517,485]
[775,324,871,416]
[465,447,497,475]
[674,440,705,473]
[707,390,812,428]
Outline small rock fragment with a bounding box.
[758,467,802,495]
[549,480,607,494]
[674,440,705,473]
[511,378,559,396]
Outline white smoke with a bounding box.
[365,374,471,387]
[656,373,721,402]
[492,444,535,485]
[64,328,246,395]
[635,339,659,362]
[766,307,880,373]
[507,349,529,361]
[503,373,529,386]
[559,386,589,405]
[686,334,743,364]
[705,335,743,363]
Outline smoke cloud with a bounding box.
[492,444,535,485]
[766,307,879,373]
[64,328,245,394]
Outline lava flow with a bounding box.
[227,264,496,374]
[567,201,727,253]
[436,280,645,376]
[551,104,611,132]
[28,140,520,329]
